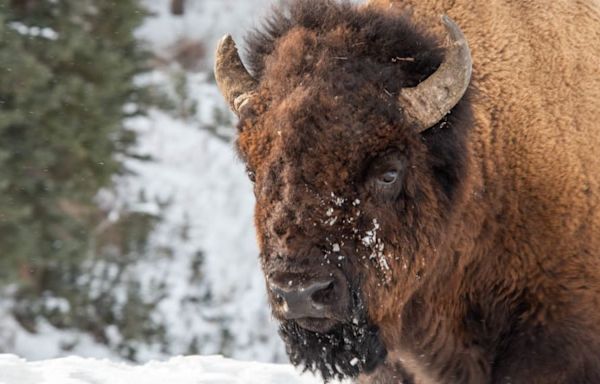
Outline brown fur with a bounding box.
[227,0,600,382]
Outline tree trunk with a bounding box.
[171,0,185,16]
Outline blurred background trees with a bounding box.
[0,0,284,361]
[0,0,167,358]
[0,0,284,363]
[171,0,185,16]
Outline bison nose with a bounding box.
[269,276,340,320]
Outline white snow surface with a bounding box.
[0,354,326,384]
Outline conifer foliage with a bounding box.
[0,0,163,357]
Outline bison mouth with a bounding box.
[293,317,339,333]
[278,291,387,381]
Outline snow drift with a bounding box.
[0,354,330,384]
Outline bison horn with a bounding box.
[399,15,472,132]
[214,35,258,114]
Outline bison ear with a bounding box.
[398,15,472,133]
[214,35,258,115]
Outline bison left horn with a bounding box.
[214,35,258,114]
[399,15,472,132]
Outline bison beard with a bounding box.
[278,291,387,382]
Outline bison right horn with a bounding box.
[214,35,258,114]
[398,15,472,132]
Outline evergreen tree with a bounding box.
[0,0,163,355]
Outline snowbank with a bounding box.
[0,355,325,384]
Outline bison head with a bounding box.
[215,0,472,380]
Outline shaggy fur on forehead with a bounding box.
[237,0,468,198]
[244,0,443,95]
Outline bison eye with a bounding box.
[379,170,399,185]
[246,168,256,183]
[368,151,406,199]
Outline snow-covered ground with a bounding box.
[0,354,325,384]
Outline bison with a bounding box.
[214,0,600,382]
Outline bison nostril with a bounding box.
[310,281,335,306]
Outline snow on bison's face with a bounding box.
[215,1,472,380]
